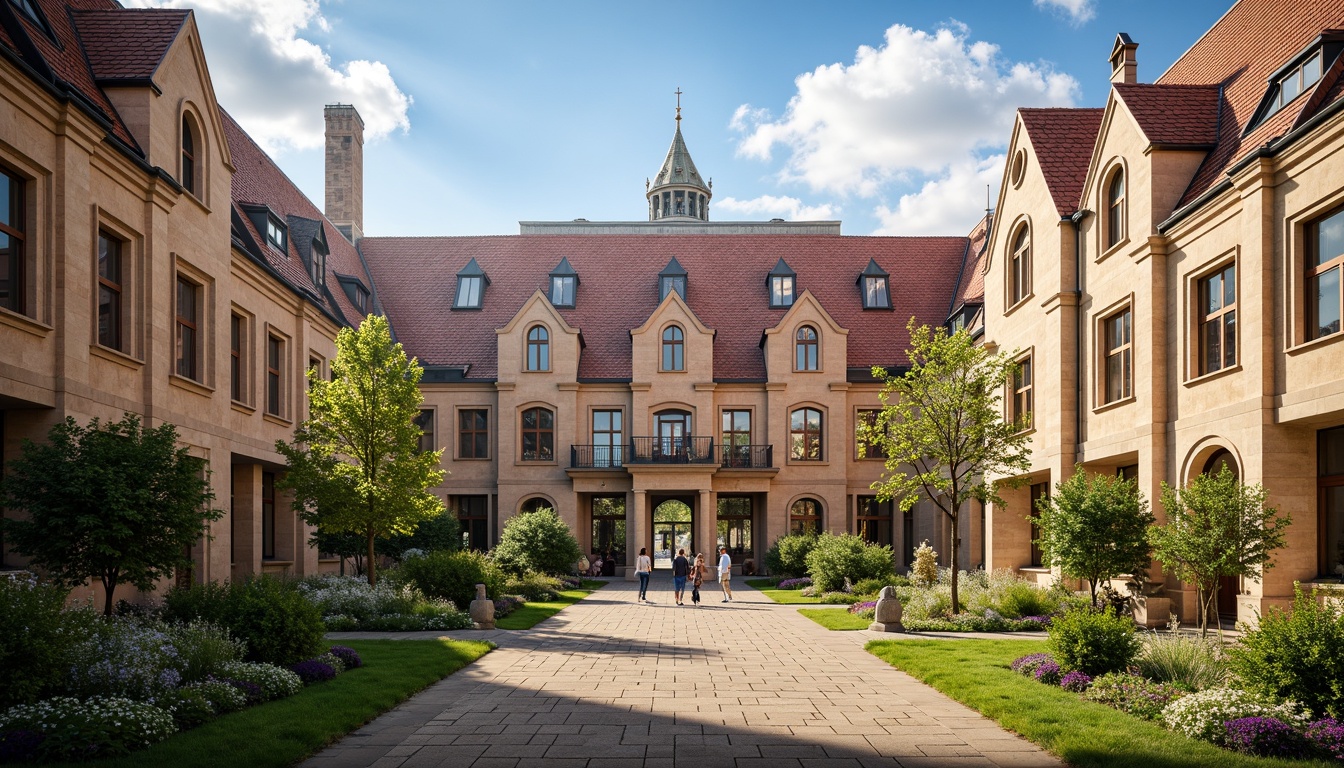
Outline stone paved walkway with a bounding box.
[304,579,1061,768]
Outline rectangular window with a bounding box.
[230,313,245,402]
[591,409,623,467]
[175,277,199,380]
[550,276,575,307]
[721,409,752,467]
[266,217,286,251]
[457,408,489,459]
[902,509,915,569]
[1321,426,1344,578]
[1029,481,1049,567]
[1103,308,1132,404]
[591,495,627,566]
[457,495,490,551]
[455,276,482,309]
[864,276,890,309]
[717,496,754,561]
[261,471,276,560]
[770,275,794,307]
[1012,355,1033,430]
[266,335,283,416]
[857,409,887,459]
[857,496,893,547]
[660,276,686,300]
[1198,264,1237,374]
[0,167,27,315]
[414,409,435,454]
[1308,208,1344,341]
[97,231,123,351]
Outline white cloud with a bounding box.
[873,156,1004,237]
[732,22,1076,198]
[1034,0,1097,25]
[715,195,837,221]
[127,0,411,153]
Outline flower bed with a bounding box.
[777,577,812,590]
[298,575,471,631]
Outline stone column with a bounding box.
[628,490,646,581]
[698,489,716,565]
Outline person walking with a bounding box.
[671,548,690,605]
[690,553,705,606]
[718,547,734,602]
[635,547,652,601]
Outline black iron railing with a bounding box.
[570,440,775,469]
[719,444,773,469]
[626,436,717,464]
[569,444,625,468]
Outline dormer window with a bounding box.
[352,285,368,312]
[11,0,42,23]
[265,217,286,251]
[658,257,687,301]
[1248,44,1335,132]
[310,239,326,287]
[454,257,488,310]
[548,257,578,307]
[859,259,891,309]
[1275,51,1321,111]
[768,258,796,308]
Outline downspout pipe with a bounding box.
[1069,209,1092,465]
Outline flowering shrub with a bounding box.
[183,679,247,714]
[0,696,176,760]
[163,621,246,683]
[800,586,820,597]
[494,595,524,617]
[0,575,100,709]
[1034,661,1062,685]
[158,687,214,729]
[1060,671,1093,693]
[819,591,862,605]
[504,572,565,602]
[1222,717,1312,758]
[315,652,345,674]
[301,575,473,631]
[1047,608,1140,676]
[65,619,182,701]
[1306,718,1344,760]
[1085,673,1187,721]
[329,646,363,670]
[1012,653,1055,676]
[777,577,812,590]
[905,614,1050,633]
[221,678,262,704]
[849,600,878,618]
[289,659,337,685]
[1161,687,1308,744]
[217,661,302,701]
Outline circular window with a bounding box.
[1010,149,1027,188]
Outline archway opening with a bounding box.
[652,499,692,569]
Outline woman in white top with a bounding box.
[635,547,652,601]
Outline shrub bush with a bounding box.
[776,577,812,590]
[1223,717,1312,758]
[289,659,338,685]
[1306,718,1344,761]
[1059,671,1092,693]
[1033,660,1062,685]
[158,687,214,729]
[1046,608,1140,676]
[163,621,246,684]
[764,533,819,578]
[492,508,582,576]
[1011,653,1055,676]
[216,661,302,701]
[163,577,325,665]
[1229,585,1344,720]
[1134,632,1227,691]
[1084,672,1187,721]
[819,591,862,604]
[904,614,1050,633]
[0,576,98,709]
[505,572,566,602]
[296,575,417,623]
[329,645,363,670]
[1161,687,1309,745]
[805,533,895,593]
[315,652,346,674]
[182,679,247,714]
[395,549,506,609]
[0,697,176,761]
[65,619,182,701]
[912,541,939,585]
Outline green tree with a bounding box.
[859,319,1032,613]
[277,314,445,586]
[492,507,581,576]
[1031,467,1154,607]
[1149,465,1291,637]
[311,509,461,576]
[0,414,220,615]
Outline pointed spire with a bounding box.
[648,92,711,221]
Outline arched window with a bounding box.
[662,325,684,371]
[1010,225,1031,305]
[795,326,818,370]
[526,325,549,371]
[1106,168,1126,249]
[181,115,198,196]
[790,407,823,461]
[1201,448,1239,479]
[521,496,551,514]
[790,498,822,535]
[520,407,554,461]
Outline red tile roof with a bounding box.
[1113,83,1222,146]
[359,234,970,380]
[1157,0,1344,208]
[71,8,188,83]
[1018,108,1103,217]
[955,215,989,308]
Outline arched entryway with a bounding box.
[652,499,693,569]
[1190,445,1241,619]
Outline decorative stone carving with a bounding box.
[868,585,904,633]
[470,583,495,630]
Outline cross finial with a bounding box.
[675,87,683,124]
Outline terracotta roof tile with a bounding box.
[359,234,970,380]
[71,8,188,83]
[955,215,989,308]
[1113,83,1222,145]
[1018,108,1104,217]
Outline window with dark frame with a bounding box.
[551,276,575,307]
[591,495,627,566]
[455,275,482,309]
[458,408,489,459]
[1010,225,1031,305]
[521,407,554,461]
[1107,169,1127,249]
[97,231,122,351]
[721,409,751,467]
[591,409,623,467]
[789,498,822,536]
[261,471,276,560]
[1268,50,1323,120]
[1308,207,1344,341]
[662,325,684,371]
[717,496,753,560]
[795,325,818,370]
[414,409,435,454]
[230,313,244,402]
[0,167,26,315]
[857,496,893,547]
[902,509,915,568]
[1013,355,1033,430]
[526,325,549,371]
[857,408,888,459]
[1103,308,1132,404]
[181,115,196,196]
[790,407,823,461]
[265,335,283,416]
[456,495,490,551]
[310,239,326,287]
[1199,263,1237,374]
[1029,481,1049,567]
[770,275,795,307]
[265,218,286,251]
[661,275,686,300]
[863,275,890,309]
[1318,426,1344,578]
[175,276,199,380]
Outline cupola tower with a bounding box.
[647,89,711,221]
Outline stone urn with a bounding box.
[469,583,496,630]
[868,585,904,633]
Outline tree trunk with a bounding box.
[949,512,960,614]
[366,528,377,586]
[1089,579,1099,608]
[1196,583,1211,637]
[101,573,117,616]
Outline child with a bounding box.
[690,553,706,606]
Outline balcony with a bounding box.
[569,440,774,469]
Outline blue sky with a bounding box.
[140,0,1233,237]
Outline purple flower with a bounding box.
[329,645,363,669]
[848,601,878,615]
[1011,653,1054,675]
[220,677,263,703]
[1223,717,1311,758]
[1059,671,1092,693]
[1033,661,1062,686]
[1306,718,1344,761]
[777,577,812,590]
[1021,615,1051,627]
[288,660,337,685]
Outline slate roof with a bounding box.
[71,8,188,84]
[1017,108,1104,217]
[358,235,969,381]
[1113,83,1222,146]
[650,123,710,195]
[1156,0,1344,209]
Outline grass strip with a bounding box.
[53,639,492,768]
[799,607,870,630]
[744,578,822,605]
[867,639,1334,768]
[495,579,606,630]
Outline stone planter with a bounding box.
[1132,596,1171,628]
[469,583,495,630]
[868,586,904,633]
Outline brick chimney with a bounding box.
[324,104,363,243]
[1110,33,1138,85]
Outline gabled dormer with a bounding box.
[548,257,578,308]
[1245,35,1342,134]
[858,259,891,310]
[336,274,371,314]
[454,257,489,310]
[658,257,688,301]
[288,215,328,287]
[768,258,797,308]
[241,204,287,253]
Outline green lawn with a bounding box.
[744,578,823,604]
[867,639,1334,768]
[53,639,492,768]
[495,579,605,630]
[799,607,870,630]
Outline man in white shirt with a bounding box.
[717,547,733,603]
